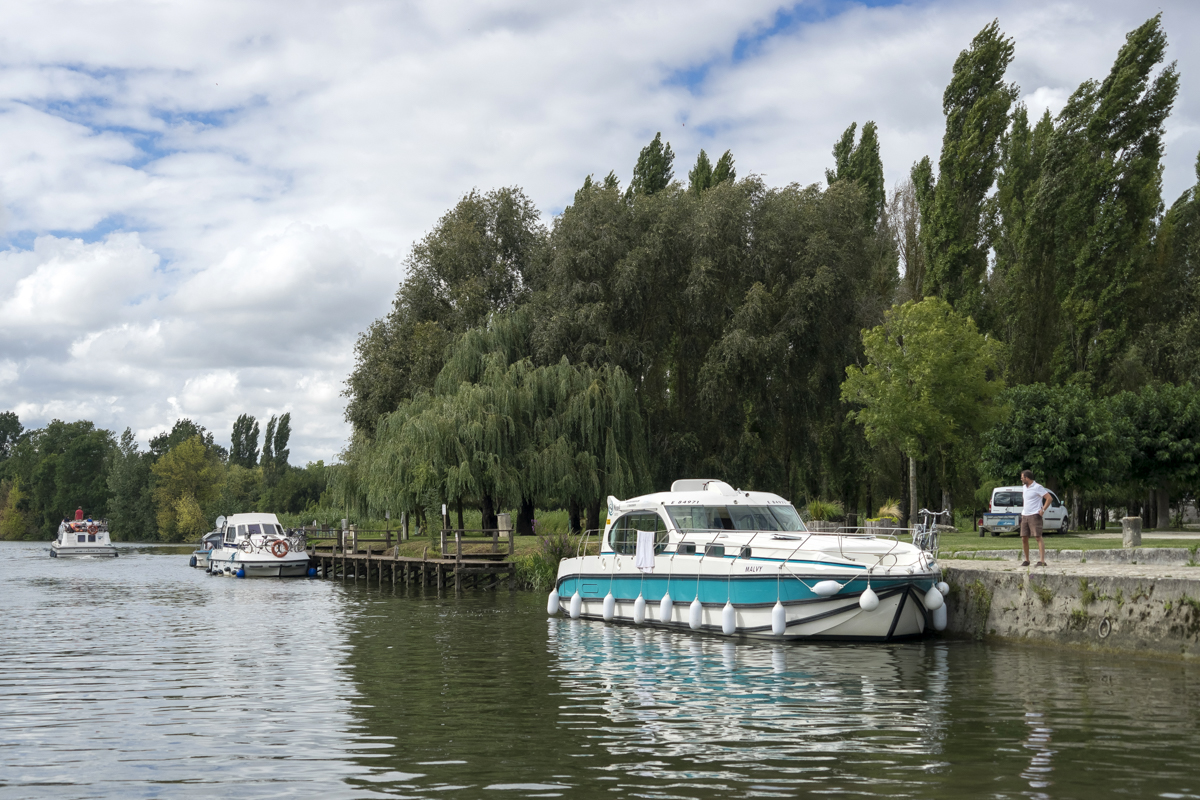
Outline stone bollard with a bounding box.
[1121,516,1142,548]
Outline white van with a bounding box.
[981,486,1069,536]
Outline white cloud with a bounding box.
[0,0,1197,464]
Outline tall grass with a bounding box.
[514,530,578,591]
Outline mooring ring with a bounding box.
[1098,617,1112,639]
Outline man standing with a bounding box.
[1019,470,1052,567]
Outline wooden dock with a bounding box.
[303,524,517,594]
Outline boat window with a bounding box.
[88,534,96,542]
[247,524,263,536]
[676,542,696,555]
[77,534,87,543]
[607,512,669,555]
[225,527,236,544]
[666,505,806,532]
[739,546,752,558]
[704,543,725,557]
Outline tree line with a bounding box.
[338,14,1200,533]
[0,411,328,541]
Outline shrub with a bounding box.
[807,499,845,521]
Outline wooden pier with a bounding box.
[302,523,517,594]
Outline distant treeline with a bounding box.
[0,412,327,541]
[337,15,1200,532]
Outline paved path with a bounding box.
[1072,531,1200,540]
[941,556,1200,582]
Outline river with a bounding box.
[2,541,1198,798]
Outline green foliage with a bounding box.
[827,121,885,224]
[981,383,1120,491]
[629,132,674,197]
[230,414,259,468]
[688,149,712,194]
[344,187,545,435]
[6,419,116,536]
[922,20,1018,312]
[0,411,23,462]
[106,429,157,541]
[843,297,1005,460]
[1023,15,1178,390]
[151,436,222,542]
[1107,382,1200,492]
[0,479,33,540]
[806,499,844,521]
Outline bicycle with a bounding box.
[912,508,951,556]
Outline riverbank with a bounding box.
[941,551,1200,660]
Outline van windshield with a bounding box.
[666,505,806,532]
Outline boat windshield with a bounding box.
[665,505,806,532]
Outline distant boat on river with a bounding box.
[51,518,118,558]
[550,480,947,640]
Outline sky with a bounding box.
[1,0,1197,464]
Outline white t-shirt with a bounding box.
[1022,482,1049,515]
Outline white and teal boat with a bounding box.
[549,480,947,641]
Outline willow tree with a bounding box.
[344,187,546,435]
[360,311,648,534]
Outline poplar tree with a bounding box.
[1030,14,1178,389]
[988,106,1055,382]
[230,414,259,468]
[711,150,736,186]
[628,133,674,197]
[826,121,885,224]
[688,149,713,193]
[921,20,1018,313]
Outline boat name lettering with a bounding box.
[745,565,763,573]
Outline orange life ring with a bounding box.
[87,524,98,535]
[269,539,289,558]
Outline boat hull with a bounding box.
[208,552,310,577]
[555,571,936,641]
[51,543,118,558]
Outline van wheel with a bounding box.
[1059,519,1069,534]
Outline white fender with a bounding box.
[924,585,944,611]
[659,593,673,622]
[813,580,842,597]
[931,603,948,631]
[602,592,616,621]
[633,595,646,625]
[771,601,787,636]
[721,601,736,635]
[859,586,880,612]
[547,587,560,615]
[689,597,703,630]
[569,591,582,619]
[936,581,950,596]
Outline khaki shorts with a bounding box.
[1020,514,1043,539]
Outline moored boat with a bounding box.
[549,480,948,640]
[207,513,311,577]
[51,518,118,558]
[190,530,223,569]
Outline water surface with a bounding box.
[2,541,1198,798]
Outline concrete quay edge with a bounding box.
[938,557,1200,661]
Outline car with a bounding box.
[980,485,1069,536]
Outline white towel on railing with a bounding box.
[635,529,656,574]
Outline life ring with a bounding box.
[269,539,290,558]
[87,524,98,535]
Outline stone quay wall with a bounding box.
[940,550,1200,660]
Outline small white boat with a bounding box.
[51,519,118,558]
[549,480,947,641]
[189,530,223,569]
[206,513,311,578]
